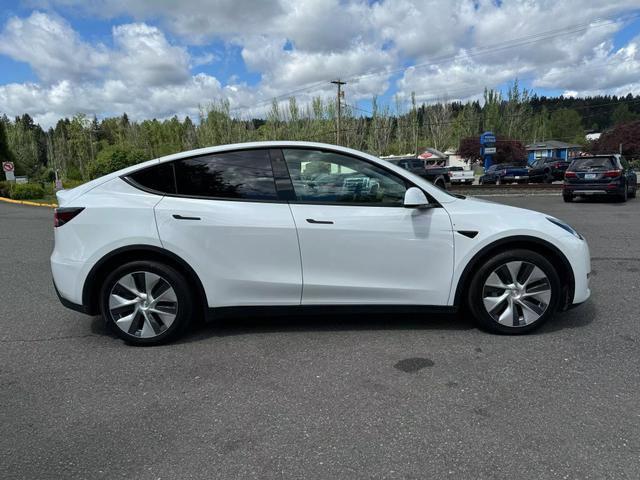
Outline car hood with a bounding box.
[443,195,551,235]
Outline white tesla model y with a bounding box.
[51,142,590,345]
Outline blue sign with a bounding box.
[480,131,496,169]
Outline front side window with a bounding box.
[283,149,407,205]
[173,150,278,200]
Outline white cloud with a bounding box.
[2,1,640,127]
[111,23,191,86]
[0,11,108,83]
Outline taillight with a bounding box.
[565,171,577,179]
[603,170,621,178]
[553,162,562,168]
[54,207,84,227]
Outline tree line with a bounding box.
[1,80,639,183]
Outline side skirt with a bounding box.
[207,304,458,322]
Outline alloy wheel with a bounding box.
[108,271,178,338]
[482,261,551,327]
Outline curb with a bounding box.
[0,196,57,208]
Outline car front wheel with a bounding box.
[467,249,562,334]
[100,261,194,345]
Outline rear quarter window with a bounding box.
[127,162,176,194]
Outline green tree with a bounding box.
[548,108,584,144]
[611,103,638,126]
[0,118,15,165]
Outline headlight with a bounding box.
[546,216,582,239]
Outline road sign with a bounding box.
[484,147,496,154]
[3,162,15,181]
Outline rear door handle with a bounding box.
[173,214,201,221]
[306,218,334,224]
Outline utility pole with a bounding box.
[331,80,346,144]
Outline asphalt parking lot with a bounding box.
[1,195,639,480]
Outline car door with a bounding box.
[280,148,454,306]
[152,149,302,307]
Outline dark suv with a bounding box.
[528,157,570,183]
[563,154,637,202]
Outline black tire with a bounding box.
[433,177,447,190]
[563,193,573,202]
[618,183,628,202]
[466,249,562,334]
[544,170,553,183]
[630,186,637,199]
[100,260,194,345]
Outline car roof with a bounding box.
[64,141,459,205]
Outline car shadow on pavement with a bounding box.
[179,311,475,343]
[88,303,595,345]
[538,301,596,333]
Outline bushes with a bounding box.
[0,181,45,200]
[9,183,45,200]
[62,179,85,190]
[0,181,10,198]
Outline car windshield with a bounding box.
[569,157,615,170]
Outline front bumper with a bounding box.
[568,236,591,305]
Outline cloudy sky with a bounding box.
[0,0,639,127]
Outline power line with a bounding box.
[226,11,640,114]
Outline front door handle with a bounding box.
[173,214,201,221]
[306,218,334,224]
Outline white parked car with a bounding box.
[51,142,591,345]
[447,166,475,185]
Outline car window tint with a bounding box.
[174,150,277,200]
[128,162,176,194]
[569,157,615,170]
[283,149,407,205]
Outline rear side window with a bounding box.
[174,150,278,200]
[128,162,176,194]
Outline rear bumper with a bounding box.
[502,175,529,182]
[563,182,624,195]
[450,179,474,184]
[53,279,91,314]
[51,250,88,308]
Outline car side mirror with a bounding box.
[404,187,430,208]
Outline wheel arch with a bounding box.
[82,245,208,318]
[453,235,575,310]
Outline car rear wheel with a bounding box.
[544,170,553,183]
[619,183,628,202]
[467,249,561,334]
[100,261,194,345]
[563,192,573,202]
